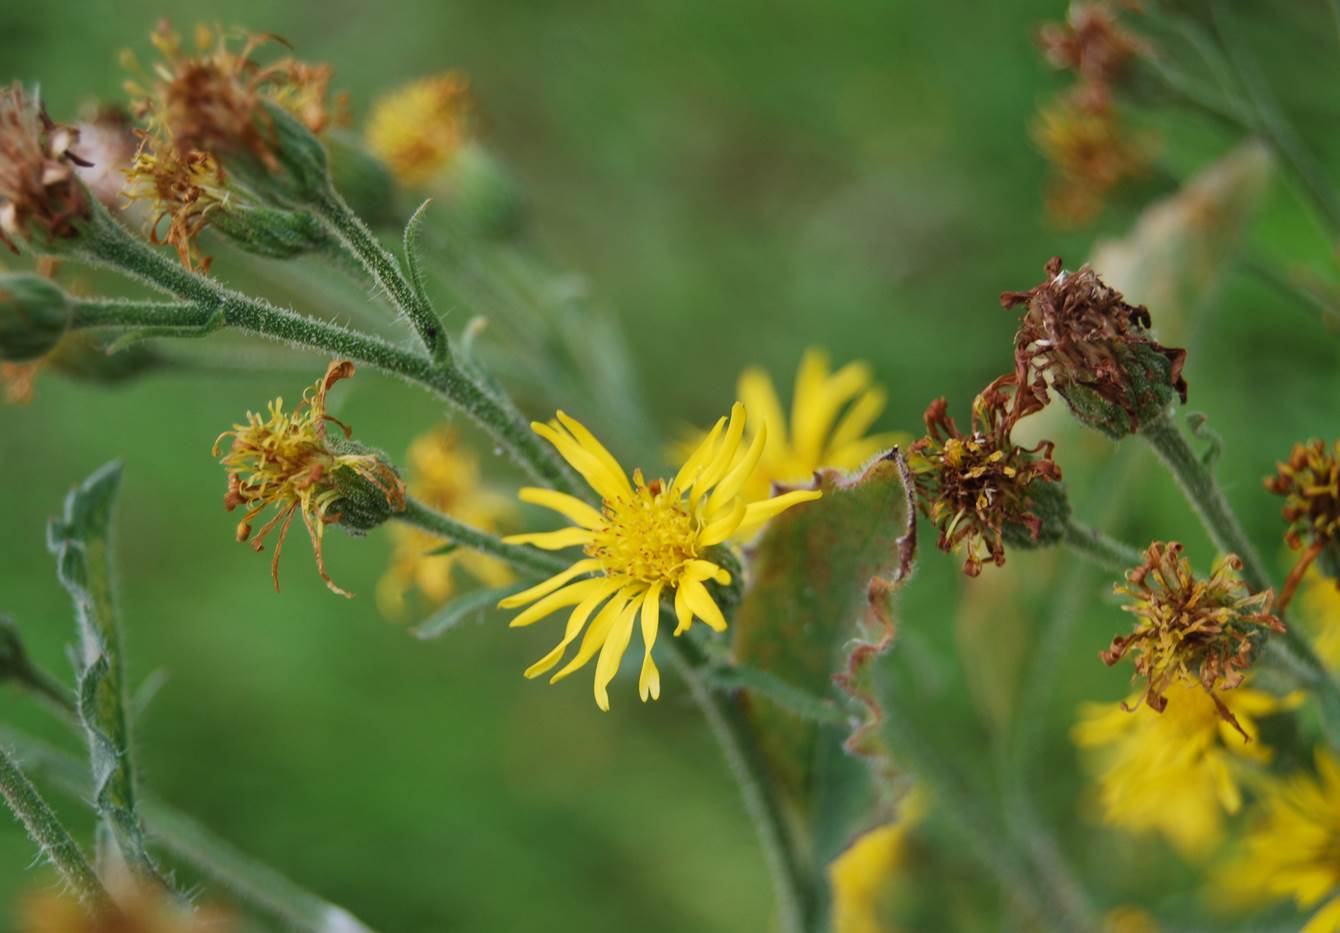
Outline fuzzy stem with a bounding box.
[0,745,111,909]
[396,498,569,578]
[663,633,813,933]
[69,209,579,495]
[312,184,448,362]
[1061,518,1145,576]
[1140,414,1340,737]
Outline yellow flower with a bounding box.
[694,348,902,504]
[213,360,405,598]
[1073,680,1296,859]
[1213,748,1340,932]
[828,788,926,933]
[364,73,471,187]
[377,427,514,616]
[499,404,820,709]
[1299,568,1340,668]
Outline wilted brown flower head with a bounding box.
[122,134,230,272]
[1266,439,1340,609]
[124,21,342,171]
[0,84,93,252]
[1102,541,1284,739]
[213,360,406,597]
[1038,2,1145,108]
[1033,98,1150,226]
[908,373,1063,576]
[1001,257,1187,437]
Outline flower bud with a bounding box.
[1001,257,1187,438]
[325,437,405,534]
[0,273,70,361]
[446,141,525,240]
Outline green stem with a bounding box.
[70,209,579,495]
[0,745,111,909]
[313,184,448,362]
[1061,518,1145,576]
[396,498,568,578]
[663,633,813,933]
[1140,414,1340,737]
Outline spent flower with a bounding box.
[499,405,820,709]
[213,360,405,598]
[1101,541,1284,738]
[1033,98,1150,226]
[908,373,1064,576]
[1038,1,1145,108]
[0,84,92,253]
[1001,257,1187,437]
[1266,439,1340,610]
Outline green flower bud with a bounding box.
[0,274,70,361]
[327,437,406,535]
[445,142,525,240]
[263,101,332,204]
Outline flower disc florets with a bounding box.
[122,137,230,272]
[909,373,1063,576]
[1001,257,1187,437]
[1267,438,1340,607]
[0,84,92,253]
[1102,541,1284,738]
[213,360,405,598]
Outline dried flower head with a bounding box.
[124,22,341,171]
[1001,257,1187,436]
[122,136,230,272]
[1038,2,1145,107]
[1102,541,1284,738]
[1266,439,1340,610]
[908,373,1063,576]
[364,72,472,187]
[377,427,514,616]
[1033,98,1150,226]
[0,84,92,252]
[213,360,406,597]
[499,404,821,709]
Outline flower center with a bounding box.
[586,473,699,585]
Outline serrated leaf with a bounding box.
[732,450,916,830]
[410,583,522,641]
[46,461,168,888]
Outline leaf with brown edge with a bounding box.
[732,449,916,845]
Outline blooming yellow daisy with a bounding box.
[377,427,514,616]
[1214,748,1340,932]
[697,347,903,504]
[500,404,821,710]
[1072,680,1297,859]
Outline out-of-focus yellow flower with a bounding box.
[1299,568,1340,668]
[499,404,820,709]
[1213,748,1340,932]
[377,427,514,616]
[364,73,471,187]
[687,348,902,505]
[1073,681,1297,859]
[1102,906,1159,933]
[21,885,233,932]
[829,788,926,933]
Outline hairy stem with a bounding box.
[664,633,813,933]
[397,498,569,578]
[312,184,449,362]
[0,745,111,909]
[1061,518,1145,576]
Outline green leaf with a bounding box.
[410,583,523,641]
[402,198,435,313]
[47,462,169,889]
[732,451,916,829]
[1186,412,1224,469]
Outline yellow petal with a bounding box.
[825,386,886,457]
[507,578,606,628]
[673,583,694,636]
[734,489,823,539]
[737,367,788,453]
[551,588,635,683]
[1303,897,1340,933]
[554,411,631,497]
[498,558,600,609]
[673,416,726,494]
[638,582,663,702]
[518,487,604,529]
[680,576,727,632]
[705,420,768,516]
[699,497,747,547]
[502,527,592,550]
[593,597,639,711]
[524,578,623,678]
[693,402,747,499]
[532,421,627,501]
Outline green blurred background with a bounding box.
[2,0,1340,930]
